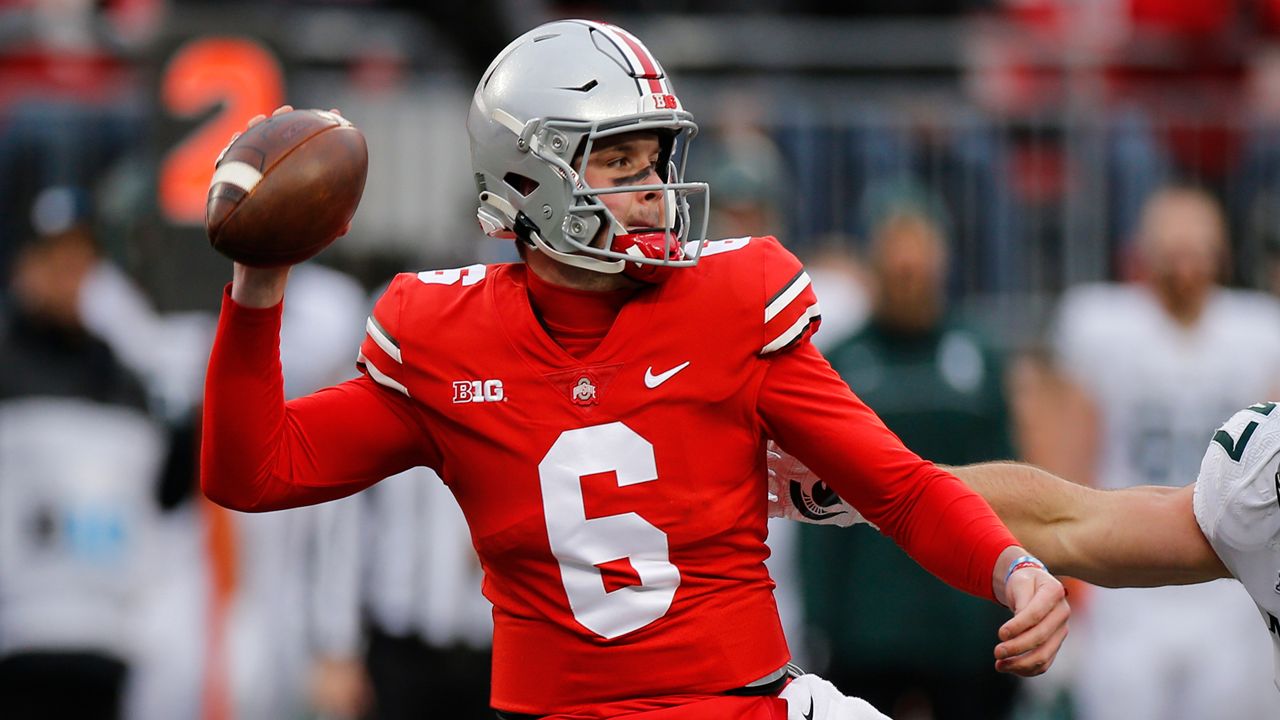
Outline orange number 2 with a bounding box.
[159,37,285,225]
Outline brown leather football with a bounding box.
[205,109,368,267]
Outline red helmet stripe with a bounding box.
[607,24,666,94]
[583,20,669,95]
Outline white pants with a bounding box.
[780,674,890,720]
[1074,581,1280,720]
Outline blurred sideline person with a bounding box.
[769,402,1280,708]
[1047,185,1280,720]
[801,237,870,355]
[801,207,1017,719]
[0,224,166,720]
[201,20,1068,720]
[356,466,494,719]
[66,238,373,719]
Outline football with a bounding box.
[205,108,368,267]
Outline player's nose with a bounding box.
[640,165,663,202]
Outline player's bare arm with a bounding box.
[947,462,1230,587]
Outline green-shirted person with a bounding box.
[798,206,1017,720]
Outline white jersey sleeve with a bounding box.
[1192,402,1280,690]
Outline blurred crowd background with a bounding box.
[6,1,1280,719]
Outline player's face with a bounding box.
[582,132,666,232]
[1142,196,1223,303]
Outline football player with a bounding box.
[771,402,1280,699]
[201,19,1068,720]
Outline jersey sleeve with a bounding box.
[756,236,822,356]
[201,286,436,512]
[1193,403,1280,556]
[757,341,1018,601]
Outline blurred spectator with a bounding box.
[700,92,793,241]
[62,232,374,720]
[0,223,166,720]
[798,204,1016,720]
[354,466,493,720]
[802,235,871,353]
[1049,186,1280,720]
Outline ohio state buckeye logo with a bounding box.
[571,375,598,406]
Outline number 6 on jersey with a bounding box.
[539,422,681,639]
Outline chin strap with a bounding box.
[528,228,625,274]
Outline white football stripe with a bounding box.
[579,20,644,76]
[365,317,402,363]
[358,352,409,397]
[211,161,264,194]
[764,271,812,323]
[761,302,821,354]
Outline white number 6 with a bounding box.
[538,422,680,639]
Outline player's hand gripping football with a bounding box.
[211,105,364,308]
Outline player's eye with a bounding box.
[612,163,658,186]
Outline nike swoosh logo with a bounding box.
[644,361,690,389]
[804,697,814,720]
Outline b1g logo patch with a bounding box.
[453,379,505,404]
[652,93,678,109]
[571,374,598,406]
[640,93,681,112]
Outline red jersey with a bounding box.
[201,236,1018,716]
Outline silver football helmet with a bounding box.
[467,19,709,279]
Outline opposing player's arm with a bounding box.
[946,462,1230,587]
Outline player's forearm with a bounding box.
[202,289,427,512]
[948,463,1230,587]
[944,463,1079,570]
[201,288,294,511]
[759,345,1017,600]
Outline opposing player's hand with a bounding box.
[765,441,863,527]
[993,556,1069,676]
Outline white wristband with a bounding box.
[1004,554,1046,585]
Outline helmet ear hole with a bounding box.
[504,173,540,197]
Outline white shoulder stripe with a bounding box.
[365,317,402,363]
[765,271,812,323]
[762,302,821,354]
[358,352,409,397]
[689,236,751,258]
[211,161,263,194]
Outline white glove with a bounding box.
[767,441,866,528]
[779,674,890,720]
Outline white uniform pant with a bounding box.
[1074,581,1280,720]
